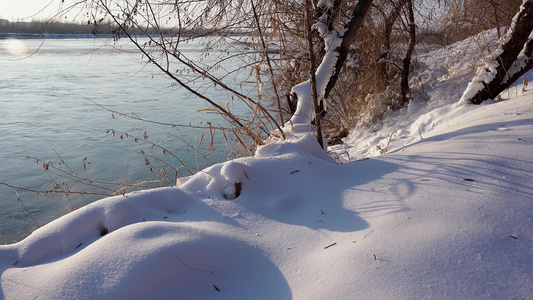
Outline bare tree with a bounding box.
[375,0,409,87]
[81,1,294,151]
[285,0,373,144]
[308,0,424,133]
[61,0,374,148]
[443,0,522,43]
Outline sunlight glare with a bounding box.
[2,39,29,56]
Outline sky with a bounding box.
[0,0,72,21]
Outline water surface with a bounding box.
[0,36,256,243]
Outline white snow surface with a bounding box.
[1,34,533,299]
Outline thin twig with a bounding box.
[15,191,40,229]
[324,242,337,249]
[177,256,214,274]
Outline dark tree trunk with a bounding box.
[397,0,416,110]
[289,0,374,125]
[306,0,324,148]
[323,0,374,100]
[378,0,408,86]
[464,0,533,104]
[287,93,297,114]
[498,36,533,91]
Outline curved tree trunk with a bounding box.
[289,0,374,128]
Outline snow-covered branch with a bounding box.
[460,0,533,104]
[288,0,373,129]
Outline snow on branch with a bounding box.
[460,0,533,104]
[502,30,533,86]
[288,0,373,129]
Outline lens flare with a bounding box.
[2,38,29,56]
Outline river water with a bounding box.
[0,35,257,243]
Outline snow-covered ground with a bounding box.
[1,31,532,299]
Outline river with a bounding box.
[0,35,257,243]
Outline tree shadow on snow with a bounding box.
[380,118,533,199]
[227,153,402,232]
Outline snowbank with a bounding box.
[1,92,533,299]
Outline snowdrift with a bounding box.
[1,93,532,299]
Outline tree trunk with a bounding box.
[397,0,416,110]
[289,0,373,126]
[498,33,533,91]
[306,0,324,149]
[462,0,533,104]
[378,0,408,86]
[323,0,374,100]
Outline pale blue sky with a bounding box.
[0,0,68,21]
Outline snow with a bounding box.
[335,28,504,160]
[288,81,315,125]
[2,33,533,299]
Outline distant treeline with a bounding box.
[0,19,244,38]
[0,19,120,35]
